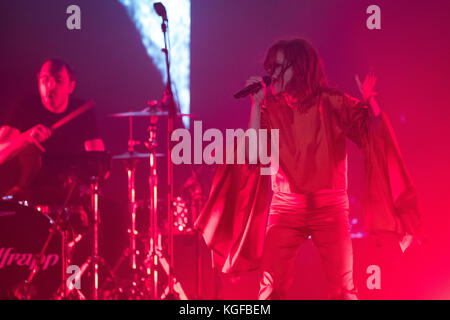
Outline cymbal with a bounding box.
[109,110,194,118]
[112,151,165,160]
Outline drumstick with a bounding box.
[51,100,95,131]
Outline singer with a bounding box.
[251,39,371,299]
[196,39,422,300]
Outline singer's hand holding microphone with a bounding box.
[247,76,267,106]
[234,75,272,105]
[233,75,271,131]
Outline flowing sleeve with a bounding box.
[194,111,272,274]
[326,89,374,148]
[361,112,424,249]
[326,89,423,251]
[194,162,271,274]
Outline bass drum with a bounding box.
[0,201,61,300]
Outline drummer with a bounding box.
[0,59,105,195]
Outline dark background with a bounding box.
[1,0,449,299]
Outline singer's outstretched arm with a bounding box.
[356,73,381,117]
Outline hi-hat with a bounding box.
[112,151,166,160]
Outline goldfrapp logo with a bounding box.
[0,247,59,271]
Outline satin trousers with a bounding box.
[258,190,357,300]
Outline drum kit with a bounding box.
[0,103,203,300]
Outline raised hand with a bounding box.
[355,72,377,103]
[355,72,381,116]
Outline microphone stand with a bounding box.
[158,10,177,300]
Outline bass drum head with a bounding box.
[0,201,61,299]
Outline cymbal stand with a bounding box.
[53,210,79,300]
[124,115,143,295]
[90,176,101,300]
[143,109,189,300]
[155,234,188,300]
[75,163,109,300]
[86,173,115,300]
[146,115,159,299]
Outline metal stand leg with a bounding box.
[149,149,159,299]
[91,178,100,300]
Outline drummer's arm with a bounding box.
[84,138,105,152]
[1,122,52,164]
[0,126,27,164]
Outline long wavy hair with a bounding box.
[264,39,327,107]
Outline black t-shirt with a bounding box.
[0,95,102,200]
[2,95,100,153]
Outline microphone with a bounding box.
[154,2,168,21]
[233,76,271,99]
